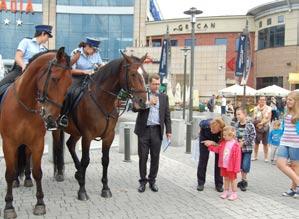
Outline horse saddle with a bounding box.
[63,75,90,114]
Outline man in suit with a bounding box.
[134,73,172,193]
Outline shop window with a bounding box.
[256,77,283,89]
[258,25,285,50]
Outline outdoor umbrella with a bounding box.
[256,85,290,97]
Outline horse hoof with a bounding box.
[33,205,46,215]
[12,180,20,188]
[55,174,64,182]
[101,189,112,198]
[4,208,17,219]
[78,192,89,201]
[24,179,34,187]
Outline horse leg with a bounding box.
[101,134,114,198]
[75,137,91,201]
[3,143,18,219]
[66,135,81,170]
[12,145,26,188]
[24,147,33,187]
[52,130,65,182]
[31,144,46,216]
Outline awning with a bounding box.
[289,73,299,84]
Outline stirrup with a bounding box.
[46,121,58,131]
[58,115,68,128]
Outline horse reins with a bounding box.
[85,59,147,140]
[13,58,71,114]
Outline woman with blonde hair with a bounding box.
[276,91,299,197]
[197,117,226,192]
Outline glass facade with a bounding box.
[57,0,133,6]
[256,76,283,89]
[0,12,42,59]
[258,25,285,50]
[215,38,227,45]
[56,14,133,60]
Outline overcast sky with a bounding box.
[156,0,278,18]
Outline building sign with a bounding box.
[173,22,216,32]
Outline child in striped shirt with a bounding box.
[276,91,299,198]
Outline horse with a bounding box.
[0,47,73,219]
[50,52,148,201]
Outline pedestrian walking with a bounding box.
[221,95,227,115]
[235,107,256,191]
[204,126,241,200]
[134,73,172,193]
[276,91,299,198]
[268,120,283,165]
[197,117,225,192]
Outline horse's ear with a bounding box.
[56,47,65,63]
[140,53,148,64]
[120,50,132,64]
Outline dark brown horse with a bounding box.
[0,48,72,219]
[51,52,148,200]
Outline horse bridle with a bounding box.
[120,60,148,98]
[14,58,71,114]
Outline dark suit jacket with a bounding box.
[134,93,171,140]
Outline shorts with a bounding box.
[221,168,237,180]
[277,145,299,161]
[255,130,269,145]
[241,152,252,173]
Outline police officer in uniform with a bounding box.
[58,37,103,127]
[0,25,53,88]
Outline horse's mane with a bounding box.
[92,55,142,84]
[25,50,70,71]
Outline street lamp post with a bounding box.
[181,47,190,120]
[184,7,202,154]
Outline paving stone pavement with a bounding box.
[0,142,299,219]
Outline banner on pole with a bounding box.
[159,39,169,83]
[235,34,247,77]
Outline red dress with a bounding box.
[208,140,241,180]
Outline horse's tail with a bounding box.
[17,144,27,179]
[52,129,65,175]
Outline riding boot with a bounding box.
[58,97,69,128]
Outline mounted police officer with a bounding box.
[58,37,103,127]
[0,25,52,89]
[0,25,55,130]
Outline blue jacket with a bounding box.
[268,129,283,146]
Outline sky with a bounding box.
[155,0,278,19]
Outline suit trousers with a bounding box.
[138,125,162,185]
[197,143,223,187]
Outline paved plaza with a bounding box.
[0,141,299,218]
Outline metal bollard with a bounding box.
[124,127,131,162]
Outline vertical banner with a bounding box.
[0,0,7,11]
[26,0,33,14]
[10,0,17,13]
[159,39,169,83]
[235,34,247,77]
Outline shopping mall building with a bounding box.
[0,0,298,94]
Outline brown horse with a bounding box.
[51,52,148,200]
[0,47,72,219]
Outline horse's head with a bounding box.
[35,47,72,129]
[120,52,148,110]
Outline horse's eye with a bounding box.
[131,73,137,77]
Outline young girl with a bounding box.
[203,126,241,200]
[276,91,299,198]
[268,120,283,165]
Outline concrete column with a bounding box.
[43,0,56,49]
[133,0,147,47]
